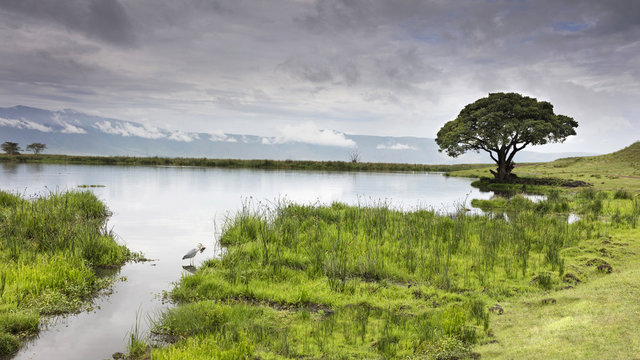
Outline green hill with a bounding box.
[450,141,640,192]
[540,141,640,175]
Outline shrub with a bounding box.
[613,189,634,200]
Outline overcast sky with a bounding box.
[1,0,639,154]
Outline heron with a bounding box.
[182,243,206,265]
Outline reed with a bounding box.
[126,310,149,359]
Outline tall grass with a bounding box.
[151,189,640,358]
[152,195,614,358]
[127,310,149,359]
[0,191,131,266]
[214,201,579,289]
[0,190,134,356]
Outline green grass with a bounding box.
[0,153,489,173]
[450,141,640,193]
[144,190,640,359]
[477,226,640,359]
[0,190,136,356]
[127,310,150,359]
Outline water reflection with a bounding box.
[567,213,581,224]
[181,265,197,274]
[1,162,19,175]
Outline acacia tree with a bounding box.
[436,92,578,181]
[1,142,22,155]
[26,143,46,154]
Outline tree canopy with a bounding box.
[436,92,578,180]
[1,142,22,155]
[26,143,47,155]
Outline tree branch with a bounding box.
[507,132,520,149]
[481,148,499,164]
[515,141,530,152]
[506,141,530,165]
[462,135,499,152]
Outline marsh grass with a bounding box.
[0,190,135,356]
[147,192,638,358]
[127,310,149,359]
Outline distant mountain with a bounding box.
[0,105,595,164]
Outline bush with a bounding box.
[613,189,634,200]
[535,272,554,290]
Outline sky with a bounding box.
[0,0,639,154]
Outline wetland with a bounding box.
[1,143,639,359]
[0,163,491,359]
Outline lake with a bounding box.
[0,163,492,359]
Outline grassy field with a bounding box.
[0,153,490,174]
[141,188,639,359]
[0,191,136,356]
[450,141,640,193]
[477,226,640,359]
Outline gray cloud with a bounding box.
[280,56,335,84]
[0,0,135,46]
[0,0,638,153]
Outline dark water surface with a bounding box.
[0,163,491,359]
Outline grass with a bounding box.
[0,153,490,173]
[143,188,640,359]
[476,226,640,359]
[127,310,150,359]
[0,190,137,357]
[450,141,640,193]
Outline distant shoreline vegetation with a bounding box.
[0,154,490,173]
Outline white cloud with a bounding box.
[209,131,237,143]
[59,122,87,134]
[94,120,199,142]
[268,122,356,148]
[0,117,54,132]
[52,113,87,134]
[94,120,165,139]
[168,130,199,142]
[376,143,418,150]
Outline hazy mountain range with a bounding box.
[0,105,594,164]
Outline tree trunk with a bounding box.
[495,162,511,181]
[489,155,514,181]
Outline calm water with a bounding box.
[0,163,491,360]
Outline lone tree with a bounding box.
[26,143,46,154]
[348,148,361,163]
[436,92,578,181]
[1,142,22,155]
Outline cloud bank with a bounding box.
[265,122,356,148]
[0,117,54,132]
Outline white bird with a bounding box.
[182,243,206,265]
